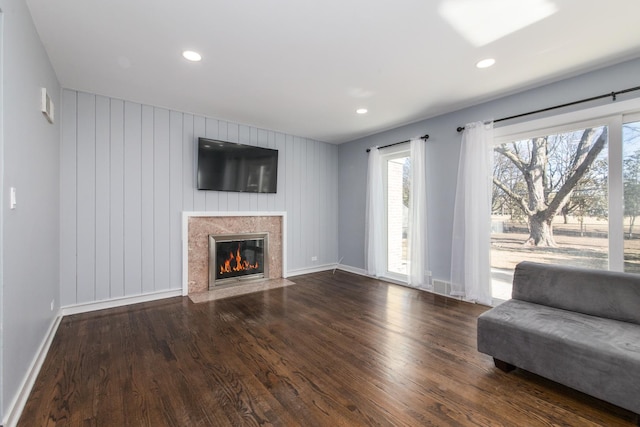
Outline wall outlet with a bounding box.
[50,299,55,311]
[311,256,318,261]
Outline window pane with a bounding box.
[623,120,640,273]
[387,156,410,275]
[491,126,609,300]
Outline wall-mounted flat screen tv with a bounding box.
[197,137,278,193]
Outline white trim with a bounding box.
[337,265,461,301]
[3,315,62,427]
[60,289,181,316]
[183,211,288,218]
[624,111,640,123]
[181,211,287,296]
[494,97,640,141]
[336,264,408,286]
[336,264,368,276]
[287,264,336,277]
[609,115,625,271]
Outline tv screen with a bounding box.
[197,137,278,193]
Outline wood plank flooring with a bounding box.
[18,271,637,426]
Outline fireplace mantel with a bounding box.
[181,212,287,296]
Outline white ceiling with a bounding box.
[25,0,640,144]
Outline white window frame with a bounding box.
[493,96,640,272]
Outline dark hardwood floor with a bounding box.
[19,271,637,426]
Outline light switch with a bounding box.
[10,187,16,209]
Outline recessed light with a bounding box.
[476,58,496,69]
[182,50,202,62]
[356,108,368,114]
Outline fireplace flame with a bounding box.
[219,244,260,275]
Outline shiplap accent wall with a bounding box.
[60,89,338,306]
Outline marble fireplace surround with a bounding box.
[181,212,287,296]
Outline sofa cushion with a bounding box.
[512,262,640,325]
[478,299,640,413]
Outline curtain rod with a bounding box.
[455,85,640,132]
[366,134,429,152]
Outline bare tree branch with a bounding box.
[493,177,532,215]
[546,128,608,215]
[495,145,527,174]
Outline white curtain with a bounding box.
[408,139,430,288]
[450,121,494,305]
[365,147,385,276]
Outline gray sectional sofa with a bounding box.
[477,261,640,419]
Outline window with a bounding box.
[491,124,609,299]
[487,101,640,300]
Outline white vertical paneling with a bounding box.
[193,116,207,211]
[76,92,96,303]
[95,96,111,300]
[60,90,340,305]
[330,145,339,258]
[297,138,305,268]
[311,140,320,264]
[169,111,184,290]
[60,90,78,306]
[318,142,327,264]
[110,99,125,298]
[141,105,155,294]
[297,138,313,267]
[303,139,313,264]
[154,108,171,291]
[182,114,195,212]
[285,135,297,269]
[323,145,332,264]
[124,102,143,296]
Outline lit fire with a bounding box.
[219,244,260,275]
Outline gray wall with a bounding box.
[338,58,640,282]
[0,0,61,421]
[60,90,339,306]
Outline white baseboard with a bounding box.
[61,289,182,316]
[336,265,461,301]
[287,264,336,277]
[3,314,62,427]
[335,264,368,276]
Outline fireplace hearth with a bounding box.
[209,233,269,289]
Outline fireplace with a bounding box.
[209,233,269,289]
[183,212,285,295]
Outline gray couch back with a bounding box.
[512,261,640,325]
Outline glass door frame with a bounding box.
[379,144,411,282]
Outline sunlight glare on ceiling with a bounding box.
[439,0,558,46]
